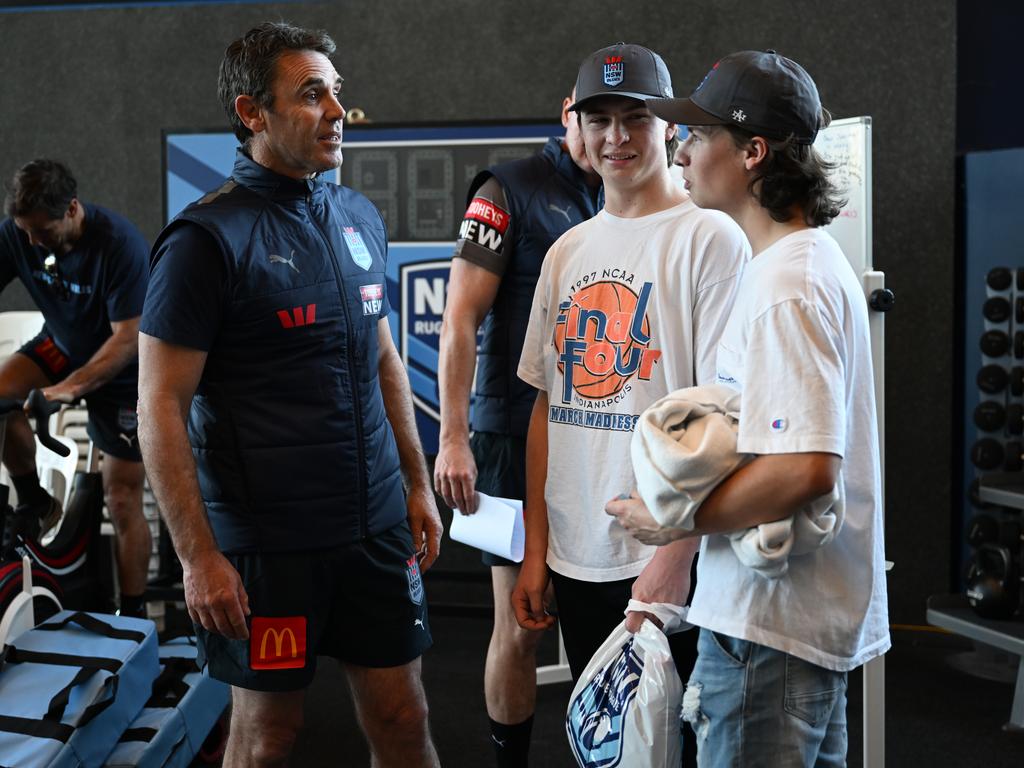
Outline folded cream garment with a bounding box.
[630,384,843,578]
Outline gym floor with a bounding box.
[167,598,1024,766]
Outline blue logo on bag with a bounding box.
[566,639,644,768]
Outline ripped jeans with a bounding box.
[682,629,848,767]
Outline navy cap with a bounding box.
[569,43,673,112]
[647,50,824,143]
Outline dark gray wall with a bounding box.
[0,0,956,622]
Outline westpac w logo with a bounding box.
[277,304,317,329]
[566,640,644,767]
[250,616,306,670]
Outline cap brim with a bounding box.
[569,91,659,112]
[645,97,727,126]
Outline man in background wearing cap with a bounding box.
[435,87,601,767]
[512,43,749,764]
[609,51,889,764]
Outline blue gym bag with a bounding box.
[103,637,229,768]
[0,610,159,768]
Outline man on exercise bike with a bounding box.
[0,158,151,619]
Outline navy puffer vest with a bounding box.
[152,151,405,553]
[471,138,601,437]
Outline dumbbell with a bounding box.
[987,267,1012,291]
[966,512,1021,548]
[974,401,1006,431]
[966,543,1019,620]
[984,296,1011,323]
[981,330,1010,357]
[971,438,1004,470]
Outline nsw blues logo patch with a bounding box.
[566,639,643,767]
[603,56,624,87]
[405,556,424,605]
[342,226,373,271]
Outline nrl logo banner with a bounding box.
[386,244,456,454]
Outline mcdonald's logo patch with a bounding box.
[277,304,317,329]
[250,616,307,670]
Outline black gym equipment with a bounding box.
[981,329,1010,357]
[984,296,1011,323]
[971,438,1005,470]
[987,266,1012,291]
[966,543,1020,620]
[974,400,1006,431]
[978,364,1009,394]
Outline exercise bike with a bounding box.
[0,389,109,646]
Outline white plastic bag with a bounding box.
[565,600,690,768]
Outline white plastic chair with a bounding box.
[34,434,78,510]
[0,311,44,358]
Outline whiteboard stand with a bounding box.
[818,117,892,768]
[537,626,572,685]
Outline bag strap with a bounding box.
[625,599,691,635]
[2,645,123,673]
[33,611,147,643]
[146,656,199,708]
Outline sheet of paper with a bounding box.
[449,492,524,562]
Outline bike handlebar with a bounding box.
[26,389,71,458]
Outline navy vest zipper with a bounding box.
[307,191,370,538]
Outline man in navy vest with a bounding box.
[434,89,601,767]
[138,23,442,766]
[0,159,151,619]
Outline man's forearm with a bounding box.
[379,345,431,490]
[436,315,478,445]
[60,328,138,397]
[692,452,841,536]
[137,394,218,565]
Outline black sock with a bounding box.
[119,593,147,619]
[489,715,533,768]
[11,471,47,508]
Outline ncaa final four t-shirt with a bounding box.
[518,198,749,581]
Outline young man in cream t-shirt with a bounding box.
[609,51,890,766]
[511,45,749,742]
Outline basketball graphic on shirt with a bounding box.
[553,279,660,401]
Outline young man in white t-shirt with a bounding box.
[607,51,890,766]
[511,44,749,764]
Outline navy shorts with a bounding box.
[470,431,526,567]
[196,520,433,692]
[18,331,141,462]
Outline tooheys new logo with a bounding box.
[553,279,661,410]
[566,640,643,768]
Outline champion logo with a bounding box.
[277,304,317,329]
[770,418,787,433]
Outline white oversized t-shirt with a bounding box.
[686,228,890,671]
[518,199,749,581]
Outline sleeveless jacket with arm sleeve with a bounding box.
[470,137,601,437]
[150,151,405,553]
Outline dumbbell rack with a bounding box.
[969,267,1024,618]
[926,265,1024,733]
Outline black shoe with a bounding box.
[16,495,63,538]
[2,508,41,555]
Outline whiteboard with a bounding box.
[815,116,872,275]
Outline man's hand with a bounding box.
[511,553,555,631]
[433,438,478,513]
[625,540,696,633]
[181,550,250,640]
[32,381,80,409]
[407,484,443,571]
[606,492,689,546]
